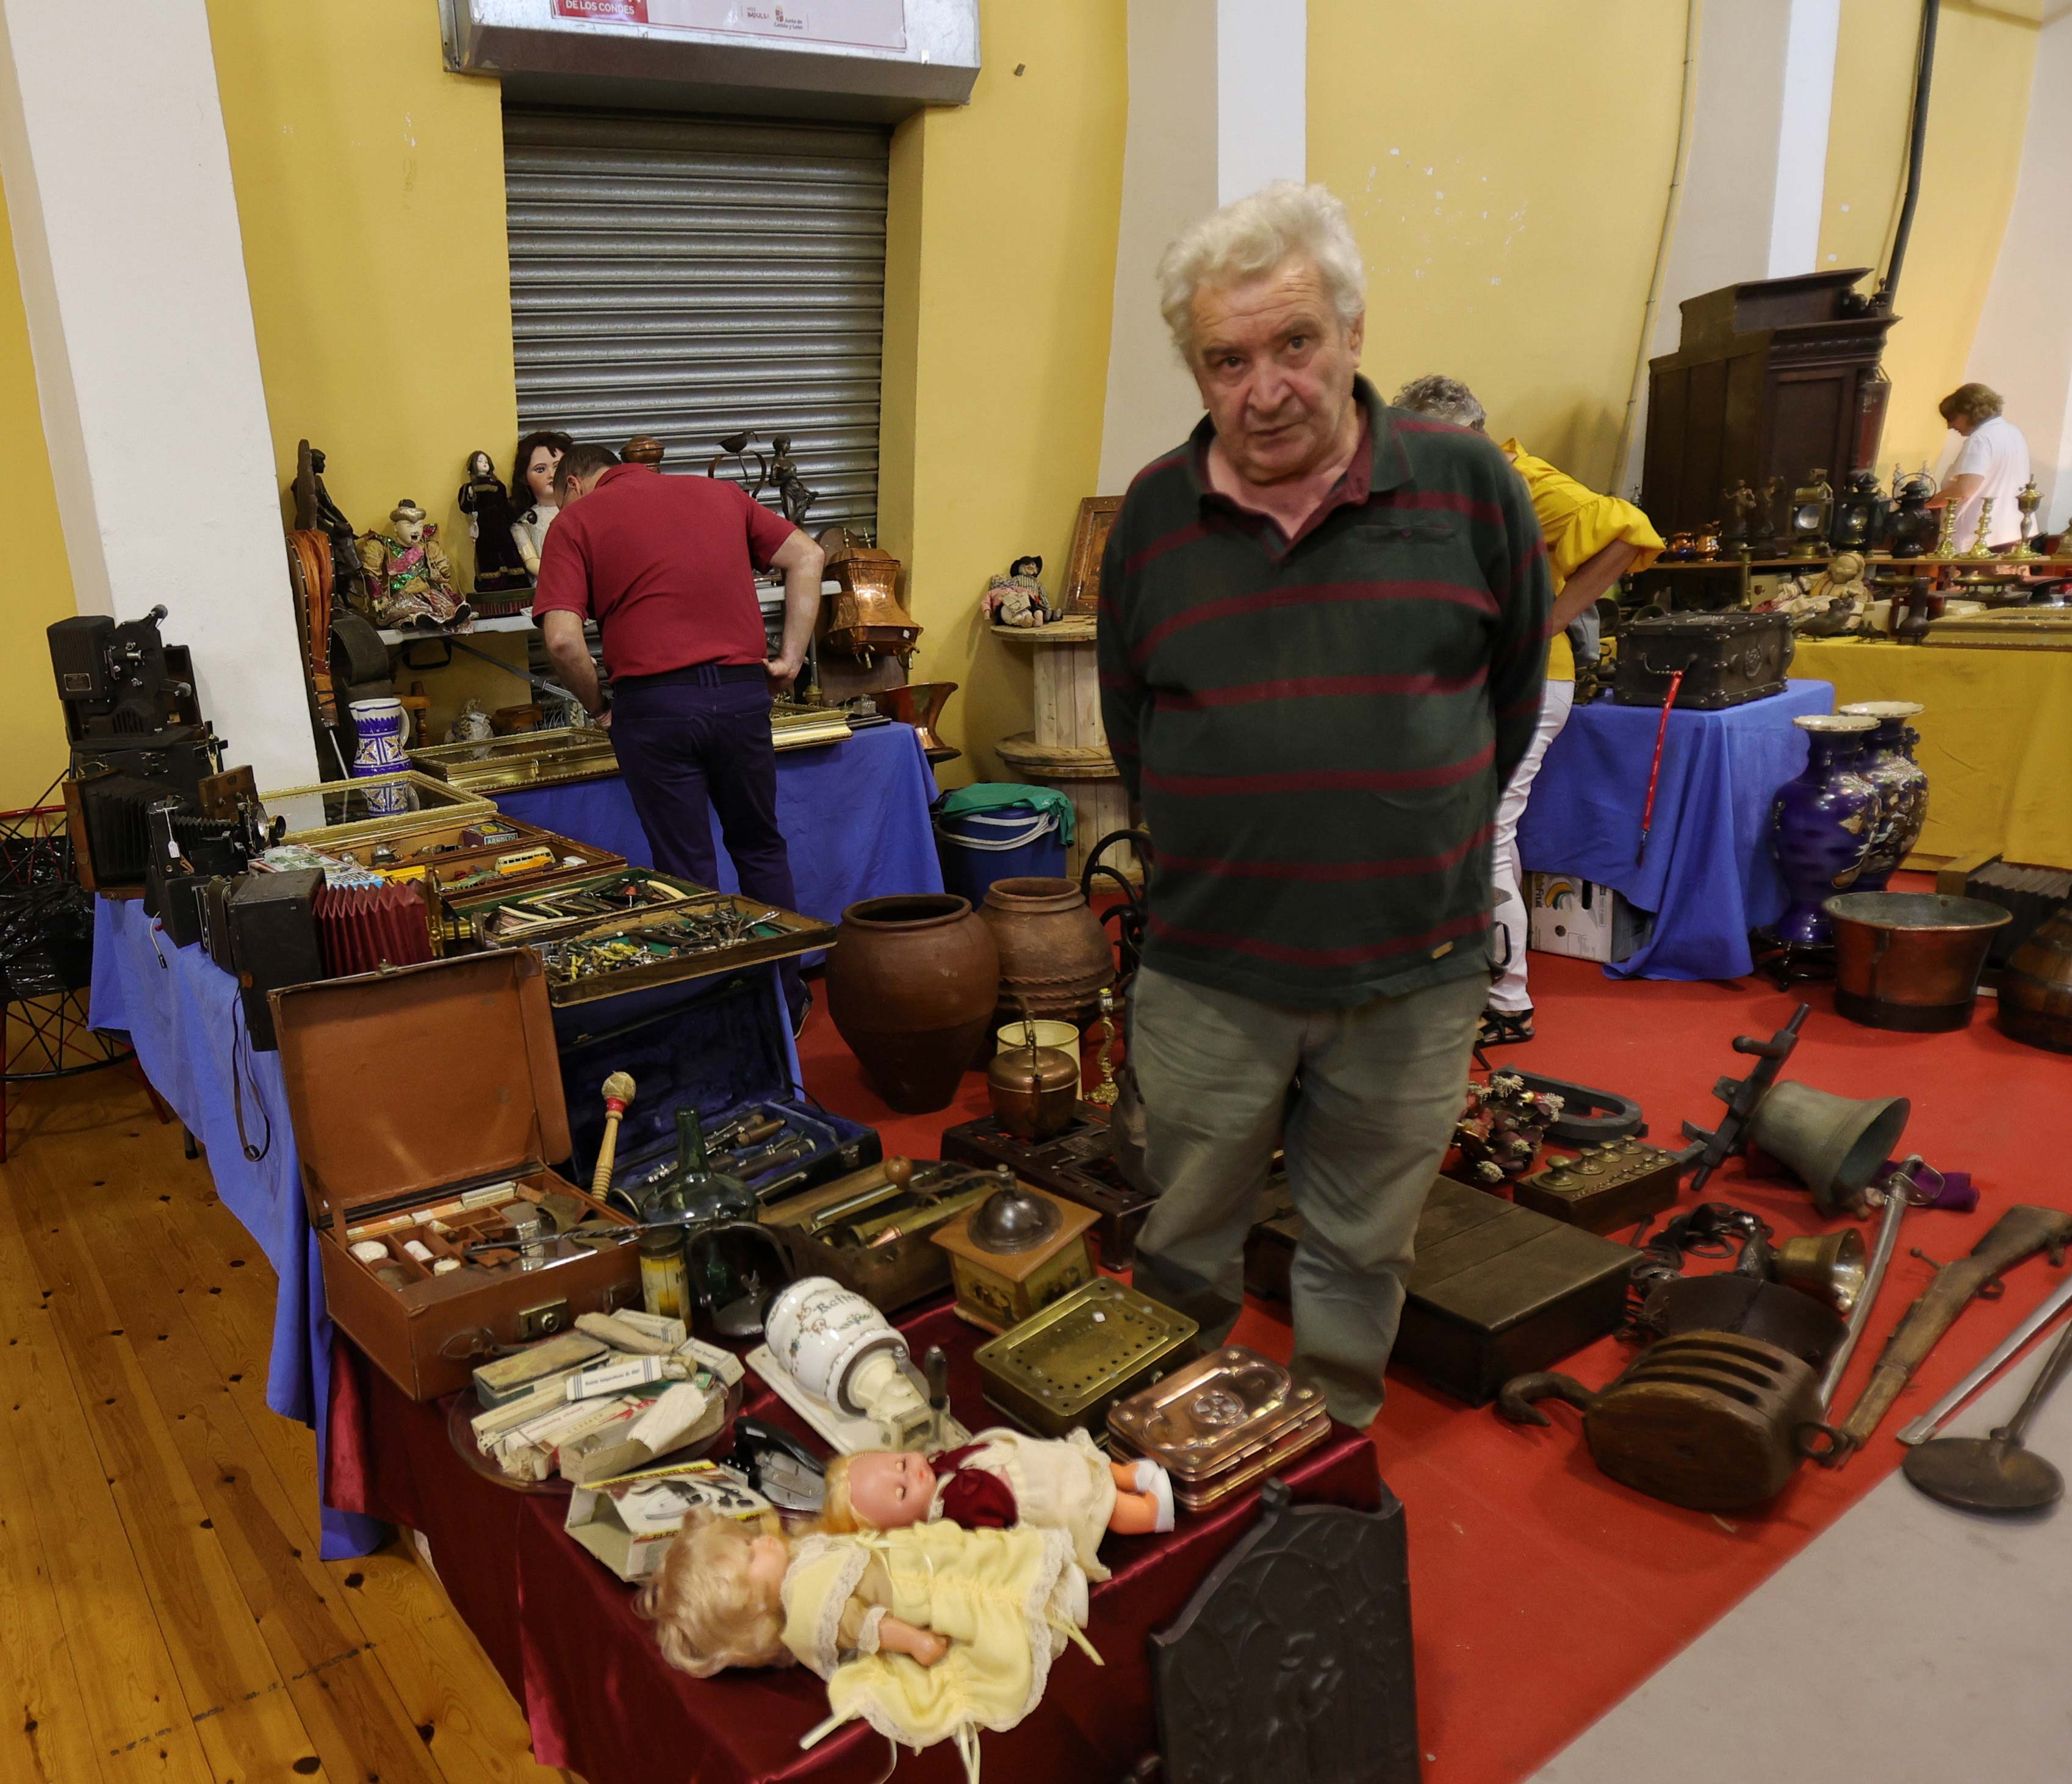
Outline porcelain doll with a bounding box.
[984,555,1051,628]
[358,500,467,629]
[637,1509,1094,1768]
[508,430,574,579]
[458,450,532,592]
[820,1427,1173,1582]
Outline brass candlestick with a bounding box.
[2008,479,2042,561]
[1934,505,1957,560]
[1085,986,1120,1109]
[1959,497,1996,560]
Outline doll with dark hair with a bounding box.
[509,430,575,580]
[458,449,533,595]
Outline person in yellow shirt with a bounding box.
[1394,376,1664,1045]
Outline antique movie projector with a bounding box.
[50,606,225,890]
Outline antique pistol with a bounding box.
[1838,1203,2072,1448]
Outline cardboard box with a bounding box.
[1525,872,1653,963]
[564,1461,771,1582]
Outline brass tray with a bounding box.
[772,705,854,751]
[1925,610,2072,652]
[262,772,497,849]
[974,1277,1197,1440]
[1106,1346,1324,1481]
[409,728,619,793]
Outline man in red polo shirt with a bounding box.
[533,442,826,1030]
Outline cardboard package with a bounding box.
[1525,872,1653,964]
[565,1461,771,1582]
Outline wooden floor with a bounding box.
[0,1065,567,1784]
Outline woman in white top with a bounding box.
[1931,384,2030,550]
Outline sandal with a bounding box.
[1478,1007,1535,1048]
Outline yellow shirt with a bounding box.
[1502,441,1664,682]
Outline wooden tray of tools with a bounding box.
[272,949,639,1400]
[1246,1176,1633,1405]
[340,814,625,948]
[452,869,835,1005]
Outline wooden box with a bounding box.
[1512,1138,1682,1235]
[272,950,639,1400]
[931,1183,1099,1335]
[1246,1178,1633,1405]
[758,1160,993,1314]
[337,813,624,948]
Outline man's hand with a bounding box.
[591,705,612,731]
[764,655,802,697]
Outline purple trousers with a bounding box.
[608,667,806,1022]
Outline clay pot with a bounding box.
[1999,902,2072,1054]
[979,877,1113,1026]
[828,894,999,1112]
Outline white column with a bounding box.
[0,0,317,788]
[1617,0,1844,492]
[1966,9,2072,530]
[1096,0,1308,494]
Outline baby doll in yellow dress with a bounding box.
[821,1426,1174,1581]
[637,1508,1098,1774]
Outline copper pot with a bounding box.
[878,681,960,764]
[827,894,999,1113]
[979,876,1113,1027]
[987,1019,1081,1142]
[1999,902,2072,1053]
[1823,892,2010,1032]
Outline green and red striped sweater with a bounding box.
[1097,377,1552,1009]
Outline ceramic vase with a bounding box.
[827,893,1000,1112]
[1770,714,1880,948]
[350,697,407,777]
[979,876,1113,1029]
[1838,701,1929,892]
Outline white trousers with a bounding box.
[1488,678,1575,1014]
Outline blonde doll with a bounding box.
[821,1428,1173,1583]
[636,1509,1095,1771]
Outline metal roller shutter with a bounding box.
[503,106,890,533]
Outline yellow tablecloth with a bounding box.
[1789,637,2072,870]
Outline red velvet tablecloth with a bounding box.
[328,1301,1384,1783]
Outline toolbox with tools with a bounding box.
[555,966,882,1213]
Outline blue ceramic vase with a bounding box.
[1839,700,1929,893]
[1771,714,1880,948]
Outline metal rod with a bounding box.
[1818,1158,1924,1411]
[1898,1270,2072,1445]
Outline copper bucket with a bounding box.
[1822,892,2011,1032]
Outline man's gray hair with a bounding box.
[1393,375,1486,431]
[1157,181,1365,358]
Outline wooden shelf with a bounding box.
[376,614,535,646]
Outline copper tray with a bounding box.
[1106,1346,1324,1481]
[1164,1408,1333,1510]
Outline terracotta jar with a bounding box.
[827,894,999,1112]
[979,876,1113,1027]
[1999,902,2072,1054]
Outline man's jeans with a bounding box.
[609,669,806,1023]
[1129,963,1486,1427]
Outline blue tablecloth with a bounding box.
[87,899,388,1559]
[497,720,946,941]
[1517,680,1835,981]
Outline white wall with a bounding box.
[0,0,317,788]
[1095,0,1307,494]
[1965,7,2072,529]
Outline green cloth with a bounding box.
[935,782,1076,845]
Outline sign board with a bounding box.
[551,0,907,51]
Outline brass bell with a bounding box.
[1772,1228,1869,1315]
[986,1013,1080,1143]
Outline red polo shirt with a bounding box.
[531,464,797,678]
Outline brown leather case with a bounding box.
[272,950,638,1400]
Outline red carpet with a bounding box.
[791,877,2070,1784]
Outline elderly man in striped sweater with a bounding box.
[1098,182,1552,1428]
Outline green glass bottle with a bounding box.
[643,1107,756,1227]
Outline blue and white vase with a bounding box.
[1838,700,1929,893]
[1771,713,1880,948]
[350,696,408,777]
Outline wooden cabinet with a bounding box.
[1643,270,1898,539]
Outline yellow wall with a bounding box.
[206,0,531,743]
[1308,0,1688,492]
[877,0,1129,785]
[0,171,79,810]
[1821,0,2040,471]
